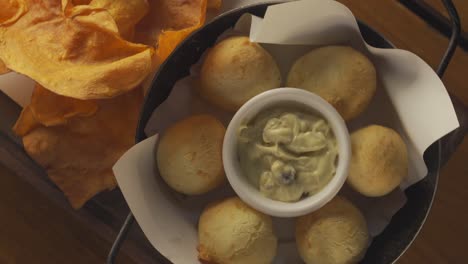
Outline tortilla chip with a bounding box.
[29,84,98,126]
[13,106,40,136]
[89,0,149,40]
[22,87,143,209]
[0,0,153,99]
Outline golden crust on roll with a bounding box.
[287,46,376,121]
[156,114,226,195]
[198,36,281,112]
[198,197,277,264]
[296,196,369,264]
[347,125,408,197]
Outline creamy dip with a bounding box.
[237,107,338,202]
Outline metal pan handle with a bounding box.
[107,213,134,264]
[437,0,461,77]
[436,0,467,167]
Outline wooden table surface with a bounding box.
[1,1,467,263]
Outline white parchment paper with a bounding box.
[113,0,459,263]
[0,72,34,107]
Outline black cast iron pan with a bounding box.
[108,1,466,263]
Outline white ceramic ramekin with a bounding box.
[223,88,351,217]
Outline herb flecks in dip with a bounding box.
[237,107,338,202]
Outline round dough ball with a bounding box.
[348,125,408,197]
[287,46,376,121]
[199,36,281,112]
[156,115,225,195]
[296,196,369,264]
[198,197,277,264]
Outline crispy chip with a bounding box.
[133,0,210,67]
[13,84,98,134]
[158,0,207,30]
[11,0,222,209]
[0,0,153,99]
[156,26,201,62]
[67,4,119,33]
[89,0,149,40]
[133,2,162,46]
[134,0,211,47]
[155,0,208,61]
[22,87,143,209]
[29,84,99,126]
[0,0,27,26]
[13,106,40,136]
[72,0,91,4]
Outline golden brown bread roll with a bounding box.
[296,196,369,264]
[199,36,281,112]
[198,197,277,264]
[347,125,408,197]
[287,46,376,121]
[156,115,225,195]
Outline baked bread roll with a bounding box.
[347,125,408,197]
[199,36,281,112]
[198,197,277,264]
[287,46,376,121]
[296,196,369,264]
[156,115,225,195]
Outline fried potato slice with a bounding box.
[158,0,207,30]
[155,0,208,62]
[135,0,212,47]
[0,0,27,26]
[13,84,99,135]
[89,0,149,40]
[29,84,98,127]
[22,87,143,209]
[156,26,200,62]
[72,0,91,4]
[0,0,153,99]
[133,0,211,92]
[10,0,222,209]
[13,106,40,136]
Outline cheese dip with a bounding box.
[237,107,338,202]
